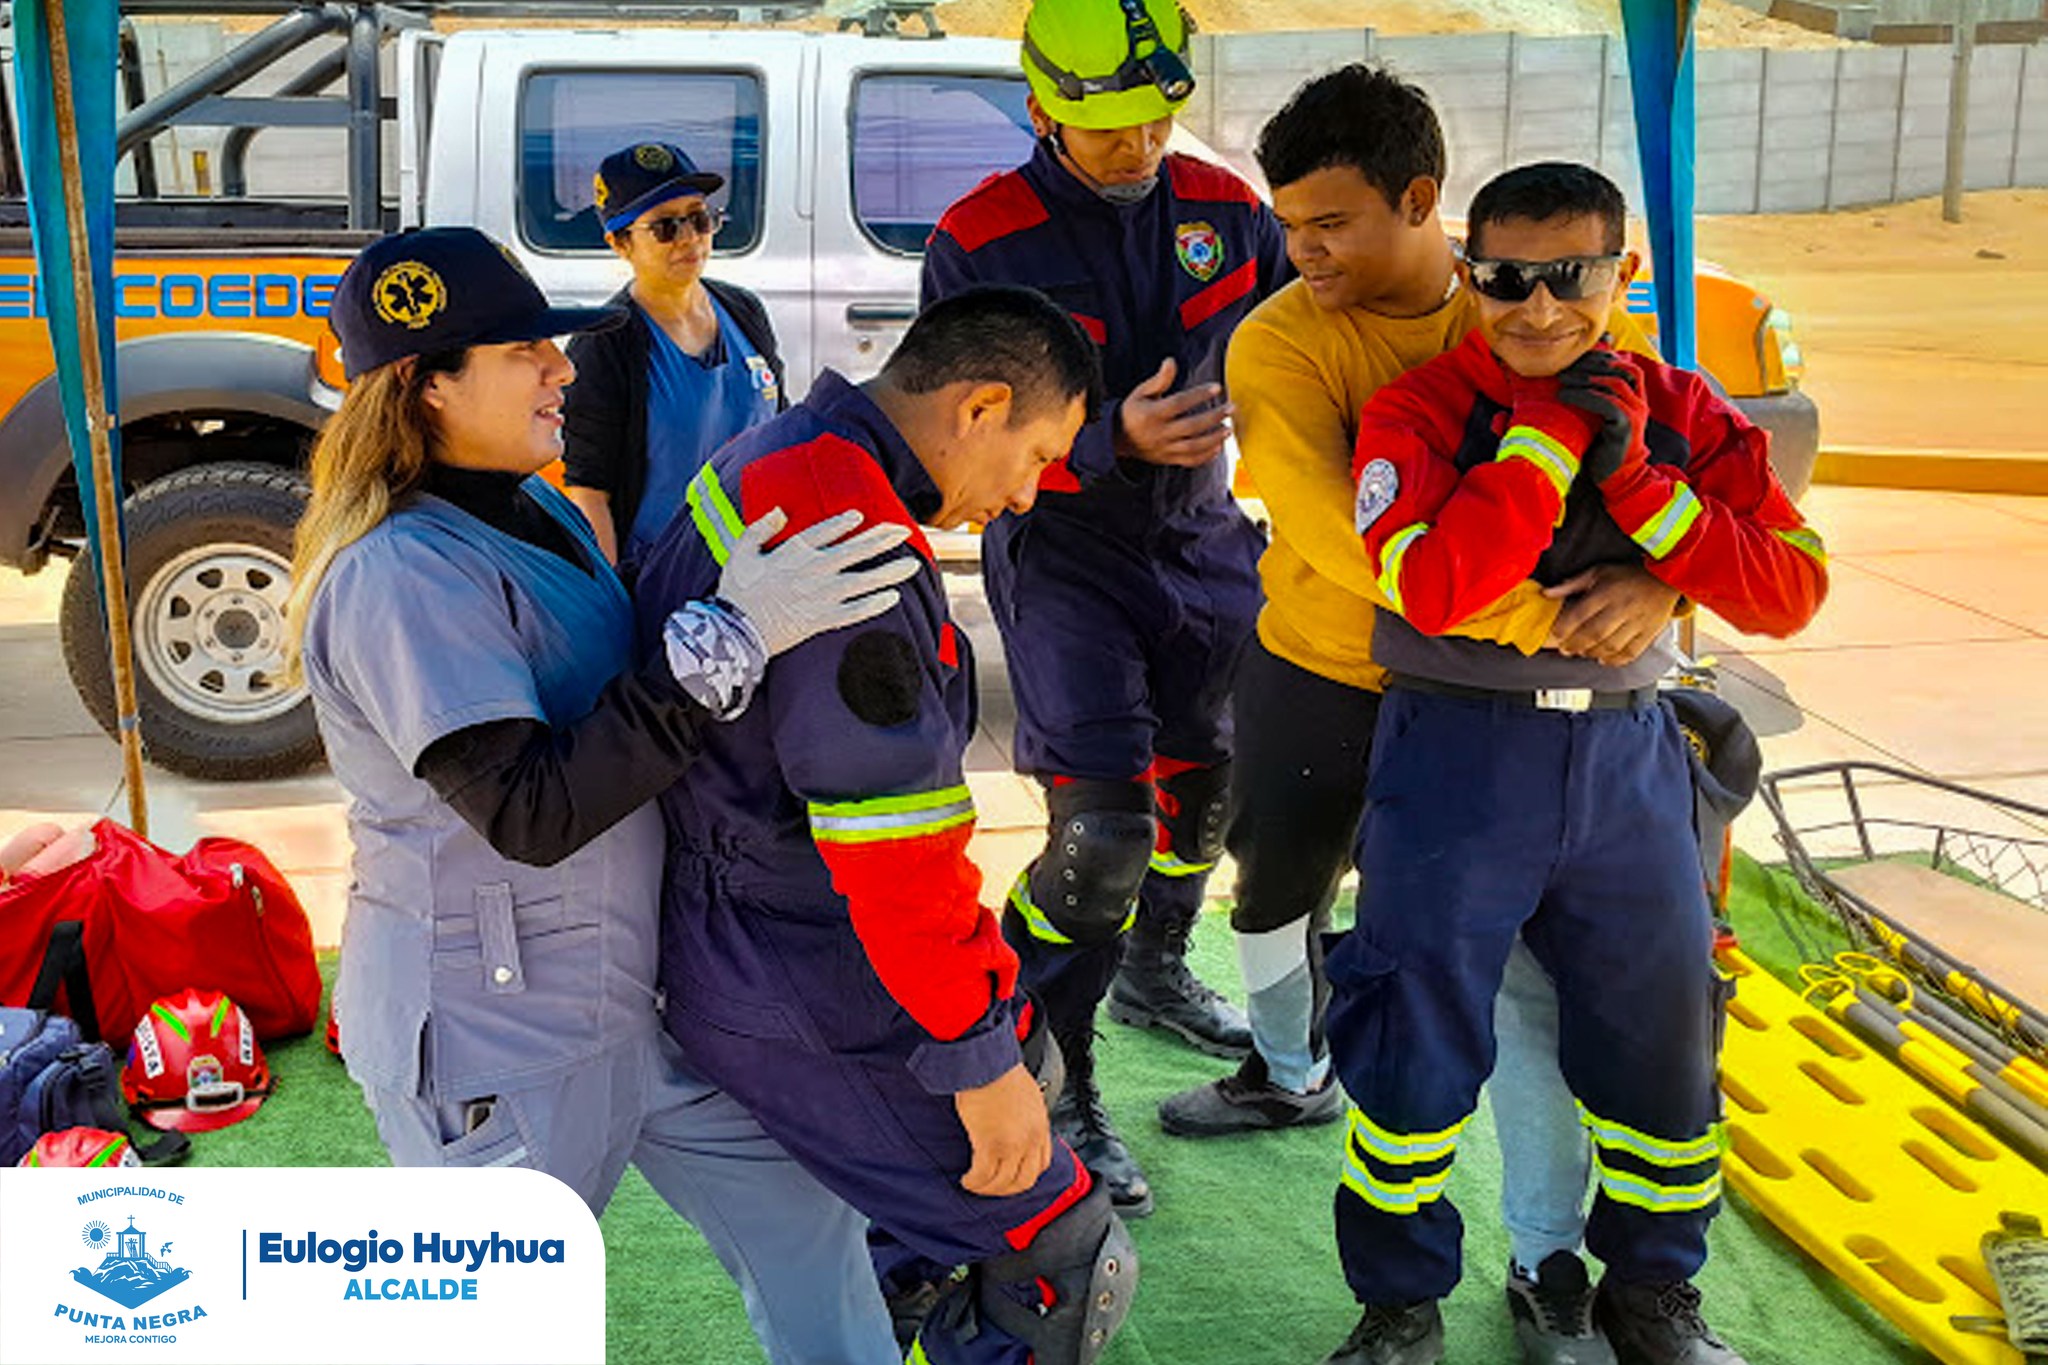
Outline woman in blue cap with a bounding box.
[286,226,910,1364]
[563,141,785,575]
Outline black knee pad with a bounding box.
[1155,761,1230,871]
[1014,780,1155,947]
[975,1184,1138,1365]
[1018,993,1066,1105]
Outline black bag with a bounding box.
[0,1006,187,1166]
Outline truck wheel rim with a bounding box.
[134,543,302,725]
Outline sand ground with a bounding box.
[1697,188,2048,455]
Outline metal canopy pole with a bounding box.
[42,0,148,836]
[345,3,381,229]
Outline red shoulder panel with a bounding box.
[1178,259,1258,332]
[739,435,934,562]
[1165,153,1260,206]
[933,171,1050,254]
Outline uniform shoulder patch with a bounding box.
[1355,458,1400,535]
[934,171,1049,254]
[838,630,923,728]
[1164,154,1259,207]
[739,436,933,562]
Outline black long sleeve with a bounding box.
[413,653,712,867]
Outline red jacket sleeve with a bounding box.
[1352,339,1595,636]
[1599,364,1829,637]
[742,440,1021,1091]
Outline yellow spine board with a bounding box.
[1718,949,2039,1365]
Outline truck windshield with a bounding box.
[518,68,764,254]
[851,72,1034,255]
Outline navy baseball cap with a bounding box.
[332,226,624,379]
[592,141,725,234]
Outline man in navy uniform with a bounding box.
[922,0,1291,1217]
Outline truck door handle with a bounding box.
[846,302,916,328]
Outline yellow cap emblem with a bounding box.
[592,171,610,210]
[372,261,447,331]
[634,143,674,172]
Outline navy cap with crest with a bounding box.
[331,226,624,380]
[592,141,725,235]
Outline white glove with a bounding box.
[717,507,920,657]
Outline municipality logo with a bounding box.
[73,1214,192,1309]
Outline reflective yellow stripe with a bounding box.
[153,1002,191,1042]
[686,466,744,566]
[1497,425,1578,501]
[1629,483,1704,559]
[1593,1155,1723,1213]
[1008,872,1073,945]
[1148,849,1215,878]
[808,785,975,846]
[1578,1103,1724,1167]
[1340,1155,1453,1215]
[1006,871,1134,944]
[1774,524,1828,566]
[1375,522,1429,615]
[907,1338,935,1365]
[1347,1104,1469,1165]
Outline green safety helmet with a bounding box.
[1021,0,1196,131]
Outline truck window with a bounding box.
[851,72,1033,255]
[517,69,764,254]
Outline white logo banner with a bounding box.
[0,1168,603,1364]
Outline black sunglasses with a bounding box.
[1466,254,1625,303]
[1022,0,1195,106]
[620,206,725,244]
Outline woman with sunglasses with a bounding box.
[289,226,909,1364]
[563,141,785,574]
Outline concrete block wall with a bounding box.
[1199,29,2046,214]
[72,19,2048,217]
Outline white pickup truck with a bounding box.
[0,11,1814,779]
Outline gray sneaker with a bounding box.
[1593,1278,1749,1365]
[1321,1301,1445,1365]
[1506,1253,1619,1365]
[1158,1052,1344,1137]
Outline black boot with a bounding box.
[1106,916,1252,1059]
[1592,1279,1748,1365]
[1050,1030,1153,1218]
[1321,1301,1445,1365]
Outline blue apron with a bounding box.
[627,299,779,564]
[302,479,666,1102]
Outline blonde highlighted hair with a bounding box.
[283,352,463,680]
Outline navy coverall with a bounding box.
[1330,337,1828,1304]
[921,142,1289,1043]
[633,371,1116,1365]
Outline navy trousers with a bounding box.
[983,502,1262,1040]
[662,885,1092,1365]
[1328,687,1726,1306]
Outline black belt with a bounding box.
[1387,674,1660,713]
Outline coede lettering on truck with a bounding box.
[0,268,339,319]
[0,5,1816,783]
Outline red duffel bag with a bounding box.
[0,819,319,1049]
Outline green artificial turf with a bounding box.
[184,860,1927,1364]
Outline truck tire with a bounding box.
[60,463,321,781]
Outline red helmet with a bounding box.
[123,989,273,1132]
[18,1127,139,1168]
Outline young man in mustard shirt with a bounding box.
[1154,65,1677,1365]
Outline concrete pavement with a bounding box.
[3,483,2045,947]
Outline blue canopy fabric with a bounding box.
[11,0,124,577]
[1620,0,1701,370]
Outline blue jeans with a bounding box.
[1489,934,1591,1274]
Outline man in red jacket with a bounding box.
[1320,162,1826,1365]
